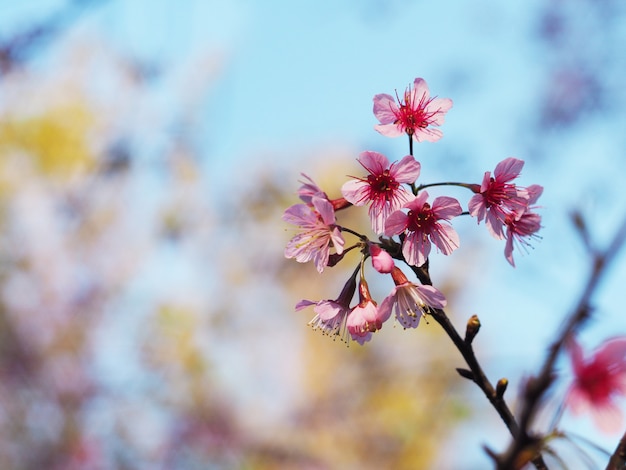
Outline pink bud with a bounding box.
[370,244,395,273]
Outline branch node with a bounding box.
[496,378,509,399]
[456,367,475,381]
[464,314,481,344]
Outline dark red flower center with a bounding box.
[367,170,399,202]
[393,89,437,136]
[578,361,618,402]
[407,203,435,233]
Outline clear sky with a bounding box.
[2,0,626,467]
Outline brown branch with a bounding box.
[405,258,549,469]
[429,307,548,469]
[496,214,626,469]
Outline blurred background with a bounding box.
[1,0,626,468]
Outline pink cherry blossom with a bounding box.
[341,151,420,234]
[378,267,447,329]
[468,157,534,239]
[384,190,462,267]
[565,337,626,433]
[369,243,395,274]
[296,274,356,342]
[503,185,543,267]
[345,279,388,345]
[283,196,345,273]
[373,77,453,143]
[297,173,350,211]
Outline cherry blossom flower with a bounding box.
[283,196,344,272]
[468,157,534,239]
[378,267,447,329]
[384,190,462,267]
[369,243,395,274]
[503,185,543,267]
[341,151,420,234]
[565,337,626,433]
[297,173,350,211]
[296,274,357,342]
[373,77,453,143]
[346,279,389,345]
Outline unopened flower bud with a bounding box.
[465,314,481,344]
[369,243,395,273]
[331,197,351,211]
[496,378,508,399]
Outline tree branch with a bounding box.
[496,215,626,469]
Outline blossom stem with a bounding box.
[339,226,369,241]
[408,133,413,156]
[416,181,478,192]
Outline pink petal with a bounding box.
[391,155,421,183]
[416,284,447,309]
[485,210,506,239]
[432,196,462,220]
[372,93,398,124]
[429,223,460,256]
[526,184,544,205]
[374,123,404,138]
[315,301,344,321]
[403,231,430,267]
[377,294,394,323]
[565,385,589,415]
[404,190,429,211]
[341,179,370,206]
[412,78,430,101]
[426,97,453,125]
[383,210,408,236]
[358,151,390,175]
[590,402,625,434]
[282,203,314,225]
[504,232,516,267]
[595,337,626,369]
[312,196,336,225]
[494,157,524,182]
[295,299,316,311]
[413,127,443,143]
[468,193,487,221]
[330,226,345,254]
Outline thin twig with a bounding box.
[497,215,626,469]
[406,261,548,469]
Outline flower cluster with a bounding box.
[283,77,543,345]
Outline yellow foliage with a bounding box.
[150,303,207,377]
[0,102,96,179]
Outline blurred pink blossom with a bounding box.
[565,337,626,434]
